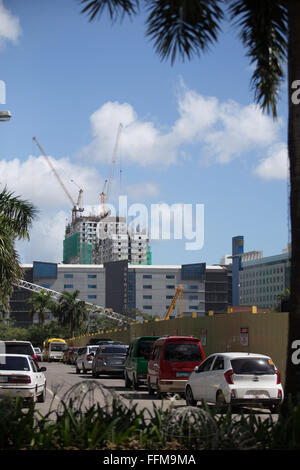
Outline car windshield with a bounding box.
[99,347,127,354]
[0,356,30,371]
[136,341,155,357]
[50,344,66,351]
[164,342,202,362]
[231,357,276,375]
[4,344,32,355]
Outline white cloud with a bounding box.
[0,0,21,46]
[16,210,67,264]
[0,154,105,209]
[255,143,289,181]
[79,82,283,172]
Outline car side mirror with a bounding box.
[194,365,201,373]
[39,367,47,372]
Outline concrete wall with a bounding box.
[70,311,289,385]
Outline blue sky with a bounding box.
[0,0,289,267]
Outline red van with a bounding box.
[147,336,205,395]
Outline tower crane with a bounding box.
[32,136,84,223]
[100,123,123,220]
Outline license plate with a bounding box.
[246,391,268,399]
[176,372,190,378]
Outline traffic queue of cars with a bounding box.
[71,335,284,413]
[0,336,284,413]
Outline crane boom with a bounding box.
[164,284,183,320]
[33,136,84,222]
[14,279,129,324]
[33,136,75,206]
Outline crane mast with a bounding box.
[100,123,123,220]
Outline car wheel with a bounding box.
[125,372,132,388]
[216,390,227,412]
[82,363,87,374]
[133,374,140,390]
[186,386,197,406]
[269,403,281,414]
[76,364,81,374]
[37,385,46,403]
[147,378,155,396]
[92,368,100,378]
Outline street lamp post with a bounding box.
[0,110,11,121]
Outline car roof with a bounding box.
[0,353,30,358]
[208,352,271,359]
[2,340,32,344]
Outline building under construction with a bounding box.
[33,128,152,267]
[63,214,152,265]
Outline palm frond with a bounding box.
[228,0,288,118]
[145,0,224,64]
[80,0,139,23]
[0,186,37,240]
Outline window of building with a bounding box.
[143,295,152,299]
[64,274,73,279]
[143,305,152,310]
[64,284,73,289]
[166,275,175,279]
[166,285,175,289]
[143,274,152,279]
[88,285,97,289]
[143,285,152,289]
[88,295,97,299]
[88,274,97,278]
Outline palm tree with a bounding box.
[0,186,37,309]
[80,0,300,403]
[27,290,55,328]
[53,290,89,338]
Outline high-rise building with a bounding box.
[63,215,151,265]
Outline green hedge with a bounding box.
[1,383,300,450]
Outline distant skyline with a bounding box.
[0,0,289,267]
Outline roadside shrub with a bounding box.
[0,381,300,450]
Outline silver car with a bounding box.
[92,344,128,378]
[75,345,98,374]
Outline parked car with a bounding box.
[124,336,160,389]
[92,344,128,378]
[70,347,80,365]
[75,345,99,374]
[147,336,205,395]
[63,347,76,364]
[1,340,39,365]
[0,354,47,404]
[34,347,42,362]
[185,352,284,413]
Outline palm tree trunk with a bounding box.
[284,0,300,405]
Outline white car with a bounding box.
[0,354,47,404]
[185,352,284,413]
[75,345,98,374]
